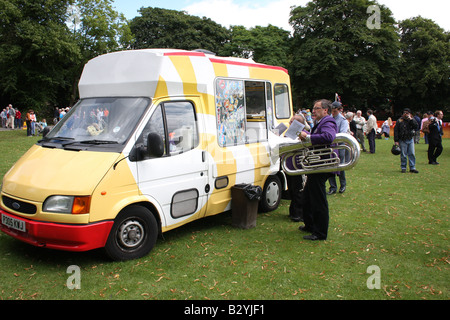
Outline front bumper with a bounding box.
[0,209,113,252]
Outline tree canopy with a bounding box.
[0,0,80,109]
[129,7,229,54]
[0,0,131,111]
[395,16,450,110]
[289,0,400,111]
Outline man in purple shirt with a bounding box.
[298,99,337,240]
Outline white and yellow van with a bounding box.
[0,49,293,260]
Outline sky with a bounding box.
[112,0,450,31]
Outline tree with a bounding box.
[289,0,400,110]
[72,0,132,57]
[0,0,130,112]
[68,0,132,104]
[395,17,450,112]
[0,0,80,111]
[129,7,229,54]
[221,25,291,68]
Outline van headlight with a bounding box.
[43,196,91,214]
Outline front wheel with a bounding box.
[259,175,282,212]
[104,205,158,261]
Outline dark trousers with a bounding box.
[26,120,32,136]
[287,175,304,221]
[367,129,376,153]
[328,149,347,191]
[328,170,345,191]
[302,173,330,239]
[428,140,443,163]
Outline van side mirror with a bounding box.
[147,132,164,158]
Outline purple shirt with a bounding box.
[310,115,337,145]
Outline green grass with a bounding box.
[0,129,448,300]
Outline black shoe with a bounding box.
[410,169,419,173]
[327,189,336,195]
[401,169,406,173]
[303,234,325,241]
[299,225,313,233]
[429,162,439,165]
[339,186,346,193]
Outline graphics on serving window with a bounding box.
[215,79,246,147]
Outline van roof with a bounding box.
[78,49,288,99]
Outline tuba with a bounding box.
[279,133,361,176]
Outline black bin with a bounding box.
[231,184,262,229]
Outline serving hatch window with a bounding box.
[274,84,291,119]
[215,78,269,147]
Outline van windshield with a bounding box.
[44,97,150,147]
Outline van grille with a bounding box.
[2,196,37,214]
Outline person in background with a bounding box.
[327,101,349,194]
[346,112,357,137]
[394,108,419,173]
[15,108,22,129]
[36,118,48,134]
[26,110,32,136]
[353,110,367,152]
[427,110,444,165]
[420,112,432,144]
[1,108,6,128]
[54,107,60,124]
[6,104,15,129]
[414,112,421,143]
[381,117,392,139]
[365,110,377,153]
[30,110,37,136]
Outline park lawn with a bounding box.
[0,129,448,300]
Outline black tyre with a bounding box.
[104,205,158,261]
[259,175,282,212]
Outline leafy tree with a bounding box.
[289,0,400,110]
[0,0,80,111]
[72,0,132,57]
[0,0,130,112]
[221,25,291,68]
[67,0,132,104]
[130,7,229,54]
[395,17,450,111]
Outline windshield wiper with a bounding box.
[39,136,74,143]
[80,140,118,145]
[62,139,118,147]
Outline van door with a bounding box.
[132,98,209,228]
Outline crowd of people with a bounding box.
[285,100,445,242]
[1,104,49,136]
[1,104,77,136]
[53,106,73,123]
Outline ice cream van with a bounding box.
[0,49,294,260]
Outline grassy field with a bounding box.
[0,129,448,300]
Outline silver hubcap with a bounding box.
[118,219,145,249]
[265,181,279,206]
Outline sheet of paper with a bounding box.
[273,123,287,136]
[284,120,305,140]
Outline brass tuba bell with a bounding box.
[279,133,361,176]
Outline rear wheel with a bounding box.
[104,205,158,261]
[259,175,282,212]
